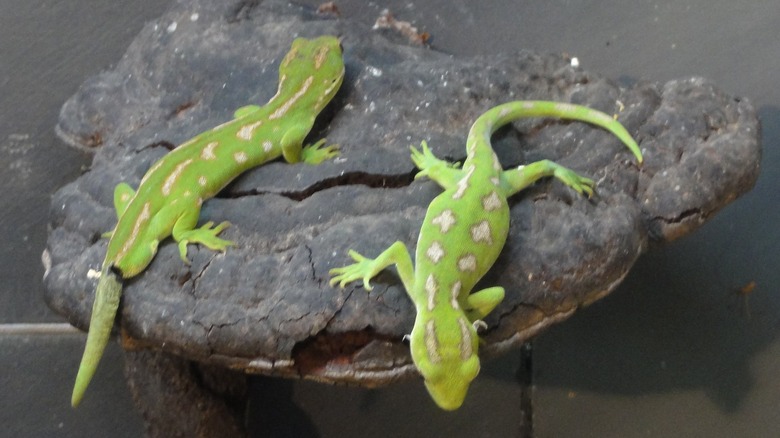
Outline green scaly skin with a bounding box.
[72,36,345,407]
[330,100,643,410]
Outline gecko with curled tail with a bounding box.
[331,101,642,410]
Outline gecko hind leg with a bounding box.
[101,183,137,239]
[410,141,463,189]
[113,183,136,218]
[500,159,595,198]
[301,138,340,164]
[464,286,505,322]
[171,208,233,264]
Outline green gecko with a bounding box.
[71,36,345,407]
[330,100,643,410]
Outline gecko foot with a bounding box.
[553,167,595,198]
[410,140,460,180]
[302,139,340,164]
[329,250,380,290]
[176,221,234,263]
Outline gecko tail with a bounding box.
[71,266,123,407]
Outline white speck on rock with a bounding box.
[367,66,382,77]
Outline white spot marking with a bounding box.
[236,120,263,141]
[425,320,442,363]
[425,274,438,312]
[263,140,273,152]
[162,159,194,196]
[490,177,500,186]
[265,75,286,106]
[452,165,475,200]
[482,191,503,211]
[426,241,445,264]
[116,202,151,262]
[457,254,477,272]
[451,281,461,309]
[431,209,456,233]
[458,317,473,360]
[201,142,218,160]
[234,151,248,164]
[471,221,493,244]
[269,75,314,120]
[322,75,341,97]
[280,48,296,68]
[314,46,329,70]
[140,160,164,185]
[198,175,208,187]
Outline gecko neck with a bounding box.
[263,74,318,121]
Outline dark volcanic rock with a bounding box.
[44,0,760,395]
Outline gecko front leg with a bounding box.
[329,241,415,293]
[463,286,505,323]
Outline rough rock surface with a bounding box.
[44,0,760,411]
[124,348,247,437]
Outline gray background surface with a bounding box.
[2,0,777,436]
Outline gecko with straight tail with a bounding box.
[330,101,643,410]
[71,36,345,407]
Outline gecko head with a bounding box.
[279,36,345,108]
[409,312,481,410]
